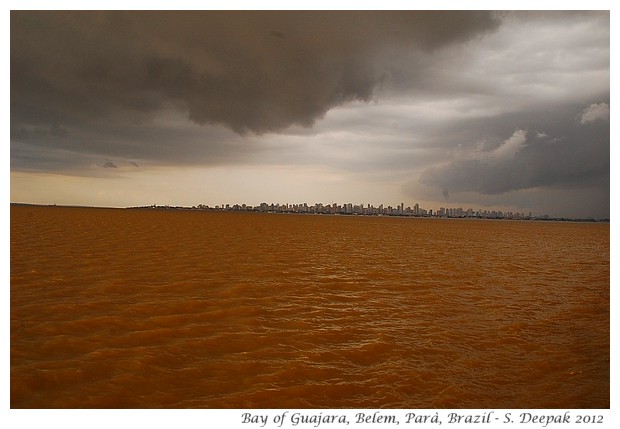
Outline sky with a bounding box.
[9,8,611,218]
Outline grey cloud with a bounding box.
[11,11,500,136]
[383,11,609,105]
[580,103,610,124]
[418,104,609,197]
[11,108,265,173]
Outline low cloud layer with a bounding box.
[419,104,609,196]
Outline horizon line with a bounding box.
[10,202,610,222]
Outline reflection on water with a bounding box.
[10,206,609,408]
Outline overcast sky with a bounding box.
[10,9,610,218]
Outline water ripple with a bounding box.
[11,207,609,408]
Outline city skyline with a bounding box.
[10,9,610,219]
[127,199,595,221]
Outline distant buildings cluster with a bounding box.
[134,201,537,220]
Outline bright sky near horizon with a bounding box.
[9,6,611,218]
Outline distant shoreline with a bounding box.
[10,202,610,223]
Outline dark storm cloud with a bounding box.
[11,11,500,137]
[418,103,610,195]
